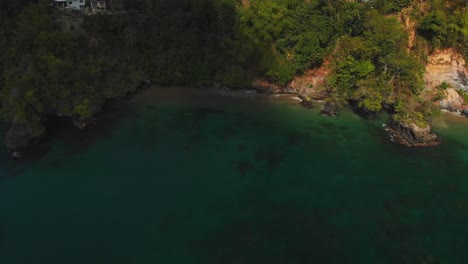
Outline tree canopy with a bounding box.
[0,0,465,135]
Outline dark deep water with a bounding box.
[1,88,468,263]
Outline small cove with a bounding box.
[1,87,468,263]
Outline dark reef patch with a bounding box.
[233,160,256,178]
[191,205,342,264]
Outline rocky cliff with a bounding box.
[425,49,468,92]
[424,49,467,115]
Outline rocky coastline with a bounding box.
[320,102,339,117]
[4,76,467,157]
[385,119,440,147]
[436,88,468,117]
[216,83,445,148]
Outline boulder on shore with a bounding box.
[299,95,313,109]
[387,119,440,147]
[439,88,465,112]
[321,101,339,116]
[462,108,468,117]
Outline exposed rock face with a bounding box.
[6,118,32,152]
[252,58,332,100]
[439,88,465,112]
[288,59,331,100]
[424,49,468,92]
[387,119,440,147]
[321,102,338,116]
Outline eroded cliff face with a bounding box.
[423,49,467,113]
[288,60,331,100]
[424,49,468,92]
[252,59,332,100]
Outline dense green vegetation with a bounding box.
[417,0,467,57]
[331,8,427,120]
[0,0,466,140]
[1,0,142,135]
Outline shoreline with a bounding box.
[129,85,322,106]
[440,111,468,123]
[130,86,467,148]
[2,86,467,158]
[95,85,468,131]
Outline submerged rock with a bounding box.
[387,119,440,147]
[321,101,338,116]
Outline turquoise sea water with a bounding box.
[1,88,468,263]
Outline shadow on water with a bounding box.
[0,99,138,177]
[58,100,139,155]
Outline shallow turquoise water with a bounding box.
[1,91,468,263]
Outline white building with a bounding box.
[53,0,86,11]
[90,0,108,12]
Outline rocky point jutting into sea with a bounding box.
[251,48,467,148]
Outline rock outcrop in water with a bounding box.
[386,119,440,147]
[321,102,338,116]
[298,95,314,109]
